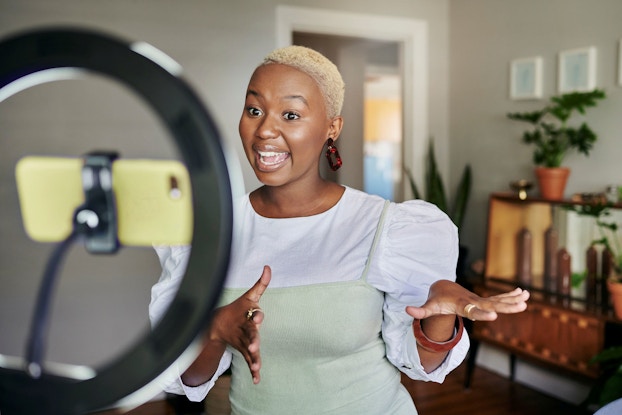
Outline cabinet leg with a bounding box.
[509,353,516,381]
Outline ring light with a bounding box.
[0,27,233,414]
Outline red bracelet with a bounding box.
[413,316,464,353]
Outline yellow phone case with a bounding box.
[15,156,193,246]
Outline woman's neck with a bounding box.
[250,181,345,218]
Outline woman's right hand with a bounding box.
[209,265,271,384]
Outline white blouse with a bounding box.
[149,186,470,402]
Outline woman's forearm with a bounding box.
[416,314,457,373]
[180,339,227,387]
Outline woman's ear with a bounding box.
[328,116,343,141]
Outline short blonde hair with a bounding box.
[261,45,345,118]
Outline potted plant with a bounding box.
[507,88,606,200]
[404,139,472,285]
[404,140,472,229]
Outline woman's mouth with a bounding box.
[256,150,290,171]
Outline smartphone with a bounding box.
[15,156,193,246]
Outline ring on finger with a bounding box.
[246,308,262,321]
[464,303,477,321]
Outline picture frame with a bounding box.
[510,56,543,100]
[558,46,596,93]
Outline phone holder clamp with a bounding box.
[73,151,120,254]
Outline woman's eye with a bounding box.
[247,107,262,117]
[283,111,300,120]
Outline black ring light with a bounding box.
[0,27,233,414]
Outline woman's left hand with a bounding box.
[405,279,530,321]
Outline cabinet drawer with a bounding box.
[473,302,603,378]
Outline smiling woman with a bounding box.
[239,61,344,210]
[148,45,530,415]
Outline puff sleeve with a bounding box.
[367,200,470,382]
[149,245,232,402]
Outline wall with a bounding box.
[450,0,622,404]
[450,0,622,264]
[0,0,450,405]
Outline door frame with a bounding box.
[276,5,428,193]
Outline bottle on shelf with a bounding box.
[544,226,558,294]
[516,227,532,287]
[601,249,612,308]
[557,248,571,305]
[586,245,598,306]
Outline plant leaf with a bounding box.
[591,346,622,364]
[507,110,545,124]
[450,164,472,229]
[425,140,448,213]
[599,372,622,407]
[404,166,421,199]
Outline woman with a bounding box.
[149,45,530,414]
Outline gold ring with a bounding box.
[464,303,477,321]
[246,308,261,321]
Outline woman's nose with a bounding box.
[256,115,279,139]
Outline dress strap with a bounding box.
[361,200,391,282]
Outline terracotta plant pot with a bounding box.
[535,166,570,200]
[607,279,622,320]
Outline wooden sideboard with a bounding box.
[466,193,622,385]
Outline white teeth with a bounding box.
[257,150,289,166]
[258,151,282,157]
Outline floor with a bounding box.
[95,361,594,415]
[402,363,592,415]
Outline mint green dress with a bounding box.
[219,271,417,414]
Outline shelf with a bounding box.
[473,193,622,380]
[482,278,619,322]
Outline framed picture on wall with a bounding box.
[558,46,596,93]
[509,56,543,100]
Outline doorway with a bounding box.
[293,33,402,200]
[277,5,428,202]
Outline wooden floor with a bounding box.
[402,363,592,415]
[98,362,593,415]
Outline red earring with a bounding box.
[325,138,342,171]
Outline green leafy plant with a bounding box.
[594,218,622,279]
[404,140,472,229]
[571,271,587,289]
[585,346,622,409]
[507,89,606,167]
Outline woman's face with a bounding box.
[239,63,340,187]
